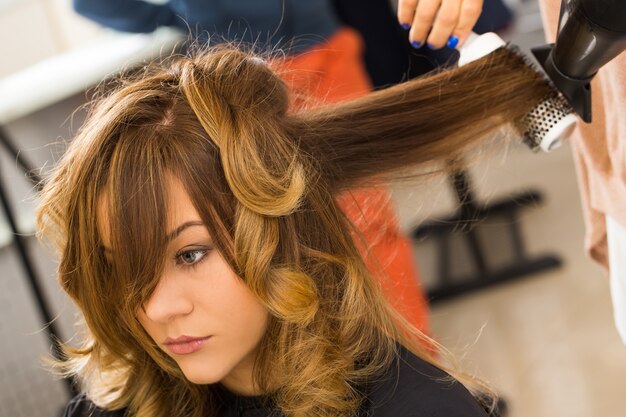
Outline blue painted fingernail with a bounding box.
[447,35,459,49]
[427,43,437,50]
[401,22,411,30]
[411,41,422,49]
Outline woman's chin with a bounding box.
[177,362,226,385]
[182,371,222,385]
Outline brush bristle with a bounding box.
[520,92,573,150]
[493,43,575,151]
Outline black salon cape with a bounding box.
[63,346,490,417]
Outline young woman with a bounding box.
[38,45,551,417]
[73,0,438,338]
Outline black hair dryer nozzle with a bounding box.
[531,0,626,123]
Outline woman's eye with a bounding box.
[176,249,209,267]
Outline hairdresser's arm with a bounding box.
[397,0,483,49]
[73,0,181,33]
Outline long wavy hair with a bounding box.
[37,45,552,417]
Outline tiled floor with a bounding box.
[391,2,626,415]
[0,94,85,417]
[393,140,626,417]
[2,1,626,417]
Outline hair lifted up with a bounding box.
[37,44,553,417]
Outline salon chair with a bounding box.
[334,0,562,306]
[0,28,183,397]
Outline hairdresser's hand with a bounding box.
[398,0,483,49]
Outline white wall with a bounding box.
[0,0,102,77]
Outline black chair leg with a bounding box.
[0,129,75,397]
[413,168,562,304]
[0,126,43,188]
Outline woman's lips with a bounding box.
[163,335,211,355]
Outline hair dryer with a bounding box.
[532,0,626,123]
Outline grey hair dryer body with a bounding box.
[532,0,626,123]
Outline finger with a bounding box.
[409,0,443,49]
[397,0,418,30]
[454,0,484,47]
[426,0,461,49]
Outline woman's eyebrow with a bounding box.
[100,221,205,254]
[166,220,205,242]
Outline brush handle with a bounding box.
[458,32,505,67]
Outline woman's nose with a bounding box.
[142,271,193,323]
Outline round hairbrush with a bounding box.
[459,32,577,152]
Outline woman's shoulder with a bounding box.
[363,345,490,417]
[63,394,127,417]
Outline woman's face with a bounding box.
[98,175,269,395]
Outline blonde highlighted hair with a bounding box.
[38,45,553,416]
